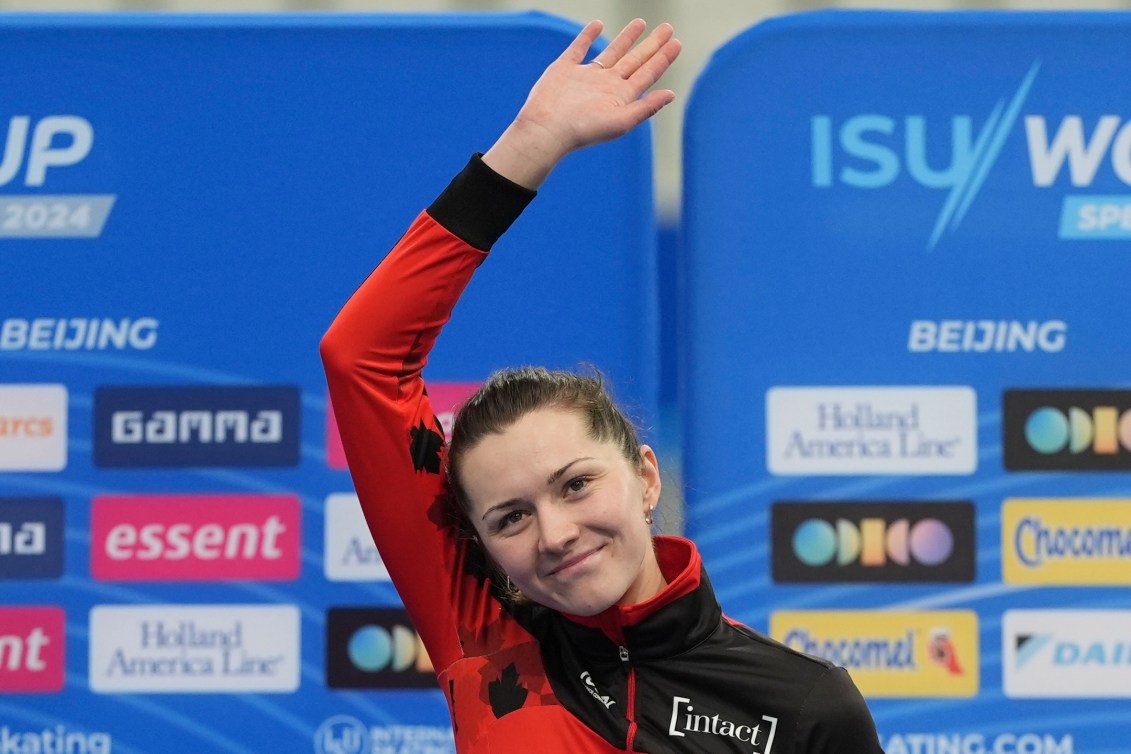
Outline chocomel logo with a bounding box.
[1003,389,1131,470]
[772,501,975,583]
[668,697,777,753]
[0,115,115,239]
[0,497,63,579]
[89,604,300,693]
[766,387,976,475]
[0,606,64,692]
[91,494,300,582]
[325,608,435,689]
[1004,610,1131,698]
[1003,498,1131,585]
[0,384,66,471]
[771,610,978,697]
[93,385,299,467]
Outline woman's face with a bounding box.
[459,407,663,616]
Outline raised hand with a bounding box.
[482,19,681,189]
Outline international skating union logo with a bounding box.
[314,715,368,754]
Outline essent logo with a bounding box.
[772,501,974,583]
[0,384,67,471]
[1004,610,1131,698]
[1002,498,1131,585]
[325,608,435,689]
[0,497,63,579]
[771,610,979,697]
[0,606,64,693]
[93,385,299,467]
[91,494,300,582]
[668,697,777,753]
[1003,390,1131,470]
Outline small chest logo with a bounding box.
[580,671,615,708]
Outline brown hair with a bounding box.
[446,366,642,520]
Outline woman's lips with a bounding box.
[546,546,604,578]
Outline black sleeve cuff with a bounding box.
[427,153,538,251]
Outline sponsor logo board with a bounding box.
[89,604,299,693]
[766,387,976,475]
[772,501,975,583]
[0,606,64,692]
[1004,389,1131,471]
[0,384,66,471]
[91,494,300,581]
[0,497,63,579]
[93,385,299,467]
[325,608,435,689]
[1004,610,1131,698]
[1002,498,1131,585]
[324,493,389,582]
[771,610,978,697]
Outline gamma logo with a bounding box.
[93,385,299,467]
[0,497,63,579]
[772,501,975,583]
[1003,389,1131,470]
[1004,610,1131,698]
[325,608,435,689]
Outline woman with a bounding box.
[322,19,884,754]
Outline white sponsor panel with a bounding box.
[1004,610,1131,698]
[324,493,389,582]
[0,384,66,471]
[766,386,976,475]
[89,604,299,693]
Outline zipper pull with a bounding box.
[618,646,630,663]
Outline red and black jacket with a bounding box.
[321,155,885,754]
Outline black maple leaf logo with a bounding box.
[409,417,444,474]
[488,663,528,719]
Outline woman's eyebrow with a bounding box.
[547,457,595,485]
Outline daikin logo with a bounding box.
[812,62,1131,246]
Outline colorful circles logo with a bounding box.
[1024,405,1131,455]
[792,517,954,567]
[347,623,418,672]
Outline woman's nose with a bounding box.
[537,505,580,554]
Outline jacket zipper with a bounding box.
[617,639,637,750]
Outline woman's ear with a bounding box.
[638,444,662,510]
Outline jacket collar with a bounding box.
[558,536,723,661]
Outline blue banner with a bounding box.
[0,13,658,754]
[683,10,1131,752]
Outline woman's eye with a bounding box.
[566,477,588,493]
[497,510,525,531]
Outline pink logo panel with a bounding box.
[0,606,64,692]
[91,494,301,581]
[326,382,481,469]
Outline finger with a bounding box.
[560,19,604,65]
[614,22,674,79]
[618,89,677,131]
[590,18,646,67]
[626,37,682,94]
